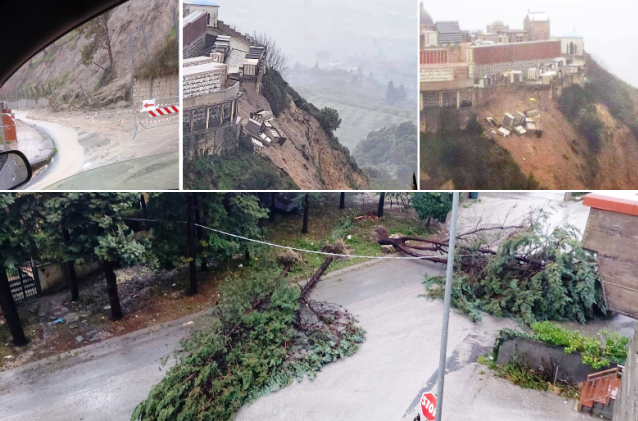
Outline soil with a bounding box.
[238,81,369,190]
[474,86,638,190]
[0,265,220,371]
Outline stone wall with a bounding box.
[184,33,206,59]
[37,261,101,294]
[132,74,178,104]
[497,337,616,382]
[184,120,241,159]
[614,324,638,421]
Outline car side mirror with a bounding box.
[0,150,32,190]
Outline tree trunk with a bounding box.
[62,229,79,301]
[377,193,386,217]
[194,194,207,272]
[187,194,197,295]
[140,194,148,230]
[0,269,29,346]
[103,15,115,72]
[103,260,123,321]
[270,193,276,222]
[426,218,431,228]
[66,261,79,302]
[302,194,309,234]
[300,257,334,299]
[339,192,345,209]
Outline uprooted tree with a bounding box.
[378,211,608,325]
[132,241,364,421]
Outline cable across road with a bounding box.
[125,218,442,261]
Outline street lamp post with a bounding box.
[435,191,460,421]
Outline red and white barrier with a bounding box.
[148,105,179,118]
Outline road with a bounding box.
[0,258,591,421]
[15,111,85,190]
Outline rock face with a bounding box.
[238,81,369,190]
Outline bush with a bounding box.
[262,69,290,117]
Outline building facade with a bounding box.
[464,39,561,78]
[184,0,219,27]
[183,10,208,59]
[524,12,550,41]
[560,36,584,56]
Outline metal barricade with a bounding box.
[133,96,180,141]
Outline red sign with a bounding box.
[420,392,437,421]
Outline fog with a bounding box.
[213,0,417,89]
[424,0,638,88]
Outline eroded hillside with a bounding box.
[238,77,369,190]
[2,0,178,107]
[474,75,638,190]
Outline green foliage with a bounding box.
[148,193,268,270]
[422,216,608,325]
[531,322,629,369]
[262,69,291,117]
[317,107,342,133]
[354,122,417,188]
[132,266,365,420]
[558,85,605,152]
[43,193,148,266]
[185,144,299,190]
[420,112,541,189]
[135,28,178,79]
[0,194,44,269]
[412,193,453,225]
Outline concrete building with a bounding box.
[421,30,438,47]
[435,21,464,45]
[183,61,229,98]
[560,34,584,56]
[524,12,550,41]
[420,48,448,65]
[184,0,219,27]
[497,28,528,43]
[183,10,208,59]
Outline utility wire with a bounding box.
[125,218,444,261]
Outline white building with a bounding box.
[184,0,219,27]
[560,35,584,56]
[421,30,438,47]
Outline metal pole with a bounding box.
[434,191,460,421]
[129,33,135,106]
[173,7,179,45]
[141,24,152,98]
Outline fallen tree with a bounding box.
[377,212,608,325]
[132,242,364,421]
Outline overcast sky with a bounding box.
[424,0,638,87]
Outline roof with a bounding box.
[526,12,549,22]
[420,2,434,26]
[186,0,219,6]
[435,21,461,33]
[183,10,207,25]
[183,62,227,77]
[560,34,584,39]
[584,192,638,217]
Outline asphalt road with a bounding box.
[0,257,592,421]
[15,111,85,190]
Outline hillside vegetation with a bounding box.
[354,122,417,189]
[420,111,541,190]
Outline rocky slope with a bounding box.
[238,80,369,190]
[2,0,177,107]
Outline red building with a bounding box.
[466,40,561,65]
[420,49,448,65]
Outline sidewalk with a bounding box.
[9,119,55,169]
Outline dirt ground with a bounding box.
[475,87,638,190]
[0,265,220,371]
[24,105,178,172]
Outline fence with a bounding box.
[134,95,180,141]
[578,367,621,414]
[6,261,41,304]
